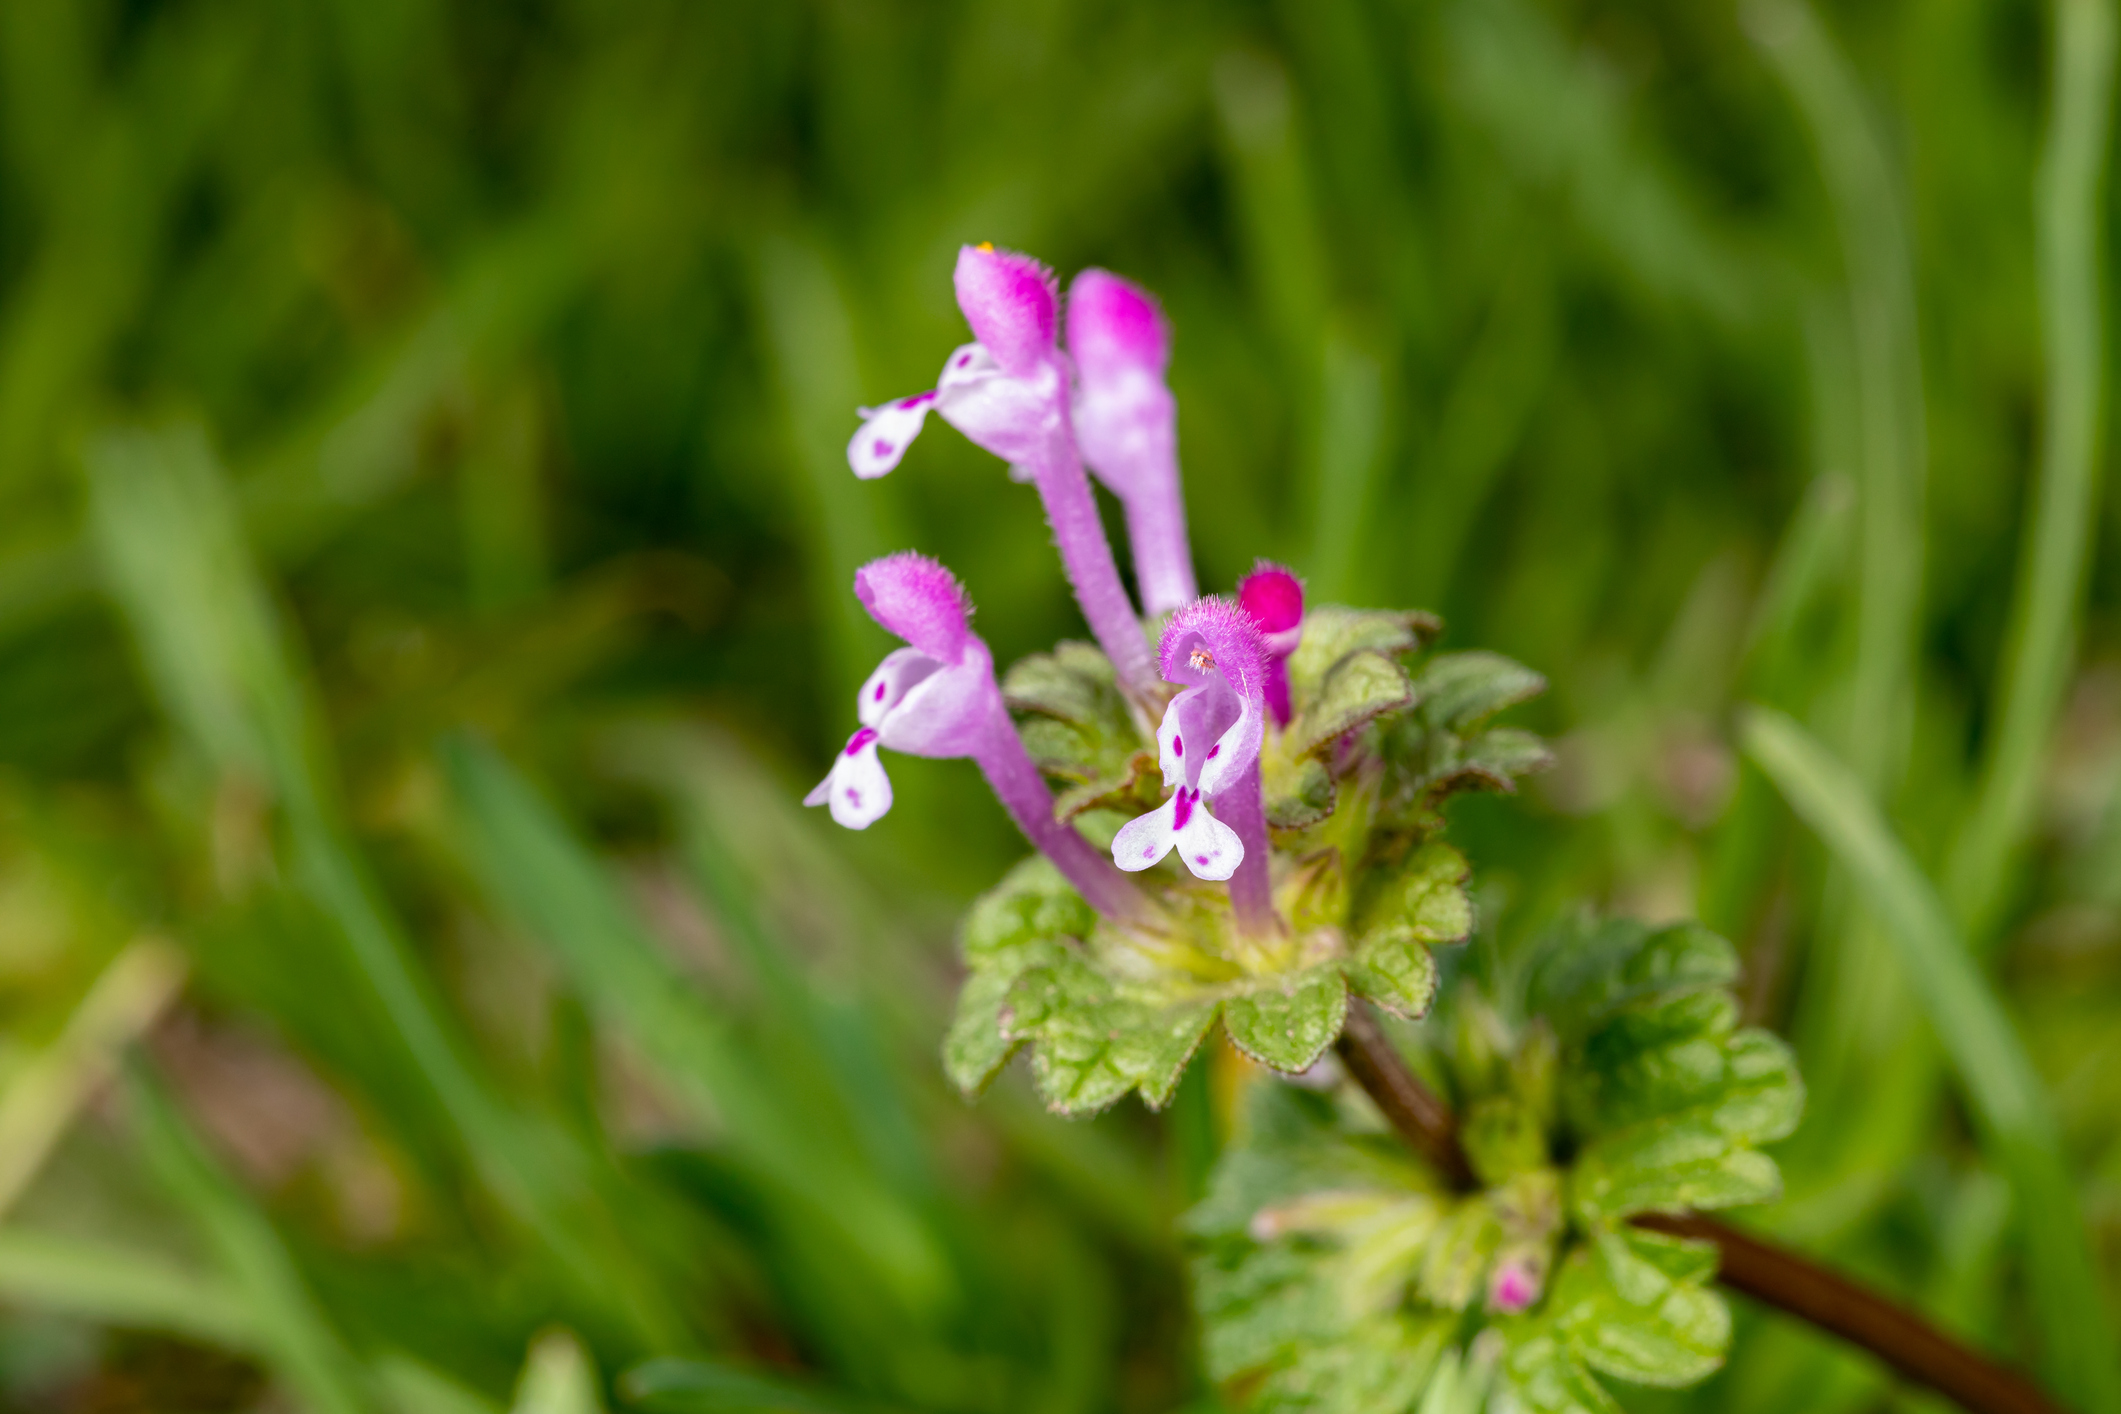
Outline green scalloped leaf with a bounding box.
[961,856,1099,964]
[1051,747,1163,821]
[1194,1241,1344,1380]
[1567,1129,1782,1223]
[1001,949,1217,1115]
[1003,640,1125,724]
[1286,606,1440,701]
[1356,840,1472,948]
[1264,748,1338,831]
[1223,966,1349,1073]
[1553,1236,1729,1388]
[1289,652,1415,758]
[1526,919,1738,1047]
[1502,1333,1620,1414]
[1413,652,1547,732]
[1250,1315,1453,1414]
[1005,642,1152,794]
[944,955,1040,1096]
[1343,928,1439,1019]
[1414,1195,1502,1311]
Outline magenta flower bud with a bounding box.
[807,554,1142,920]
[1113,599,1278,933]
[1237,562,1305,726]
[1067,270,1197,616]
[1487,1255,1543,1315]
[845,247,1156,698]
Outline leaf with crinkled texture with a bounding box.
[1051,747,1163,821]
[1194,1241,1345,1380]
[1526,919,1737,1048]
[1289,652,1415,758]
[948,860,1094,1096]
[1265,749,1338,831]
[1223,966,1349,1073]
[1356,841,1472,949]
[961,856,1098,965]
[1412,652,1546,732]
[1568,1128,1782,1222]
[1503,1333,1620,1414]
[1414,1195,1501,1310]
[1005,642,1152,794]
[1001,948,1217,1114]
[1003,640,1124,723]
[1551,1237,1729,1387]
[1343,928,1439,1019]
[1250,1315,1453,1414]
[1285,606,1440,705]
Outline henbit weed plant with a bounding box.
[800,245,2072,1414]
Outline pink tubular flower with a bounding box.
[1237,562,1305,726]
[1067,270,1197,616]
[1113,601,1273,911]
[807,553,1142,920]
[846,246,1157,697]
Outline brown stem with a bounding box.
[1331,1005,2069,1414]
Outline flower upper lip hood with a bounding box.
[806,553,1000,829]
[808,552,1145,919]
[1066,269,1197,616]
[1067,268,1173,495]
[848,246,1066,480]
[843,245,1158,697]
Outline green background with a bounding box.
[0,0,2113,1410]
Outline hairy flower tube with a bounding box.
[806,552,1142,920]
[846,245,1157,696]
[1236,561,1304,726]
[1067,269,1197,616]
[1112,599,1276,930]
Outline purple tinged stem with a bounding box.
[1027,420,1158,696]
[973,712,1148,921]
[1217,761,1276,935]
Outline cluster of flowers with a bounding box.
[806,242,1302,935]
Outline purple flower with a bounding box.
[1067,270,1197,616]
[806,554,998,829]
[807,552,1144,920]
[846,245,1157,697]
[1237,561,1305,726]
[1112,599,1270,882]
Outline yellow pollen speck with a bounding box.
[1190,648,1214,671]
[976,241,994,252]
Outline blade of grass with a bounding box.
[0,1228,255,1350]
[84,423,680,1350]
[0,938,187,1218]
[440,734,954,1322]
[1742,705,2121,1413]
[125,1063,378,1414]
[622,1358,911,1414]
[1945,0,2118,941]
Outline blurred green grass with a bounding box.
[0,0,2116,1410]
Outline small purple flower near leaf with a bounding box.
[845,245,1156,695]
[1113,598,1269,881]
[806,553,998,828]
[807,552,1146,919]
